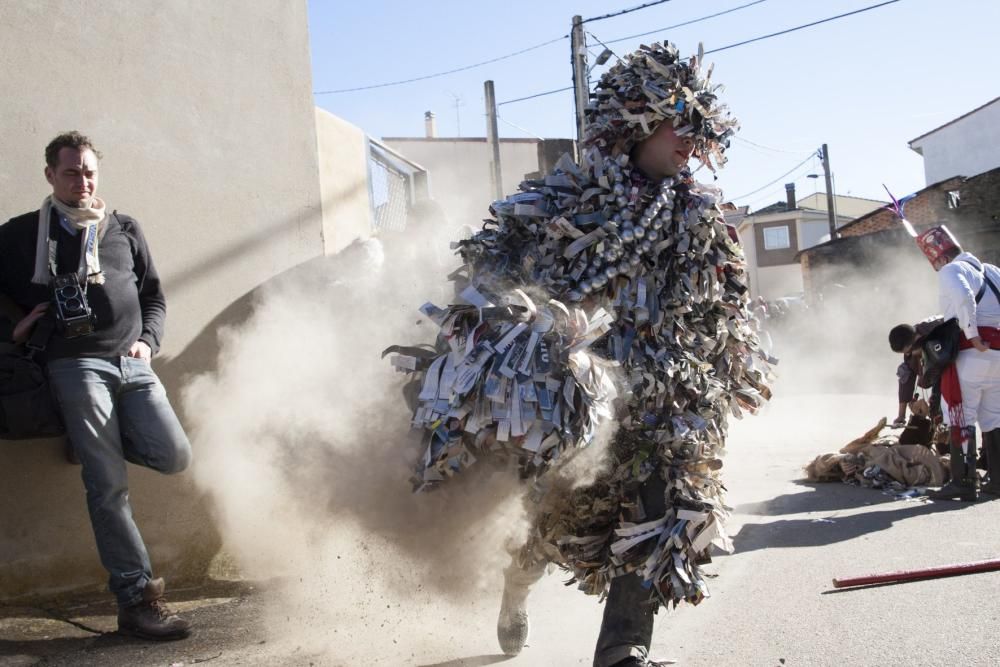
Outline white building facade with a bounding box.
[909,97,1000,185]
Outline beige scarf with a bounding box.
[32,195,108,285]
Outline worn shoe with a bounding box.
[117,578,191,641]
[496,582,530,655]
[610,658,677,666]
[927,480,978,502]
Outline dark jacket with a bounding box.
[0,208,166,360]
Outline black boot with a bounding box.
[982,429,1000,495]
[928,427,978,501]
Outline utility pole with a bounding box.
[484,80,504,200]
[820,143,837,240]
[570,15,588,145]
[448,92,464,137]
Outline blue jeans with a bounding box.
[47,356,192,607]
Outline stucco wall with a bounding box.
[382,138,549,230]
[796,193,885,220]
[911,99,1000,185]
[0,1,323,599]
[315,109,372,253]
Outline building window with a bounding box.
[763,225,791,250]
[948,190,960,209]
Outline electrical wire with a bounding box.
[734,136,813,155]
[705,0,903,54]
[741,165,819,208]
[730,151,819,201]
[582,0,675,25]
[313,34,567,95]
[601,0,768,45]
[497,86,573,107]
[498,1,900,107]
[496,114,545,140]
[586,31,623,65]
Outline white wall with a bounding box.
[382,138,544,231]
[911,99,1000,184]
[315,109,373,253]
[0,0,323,599]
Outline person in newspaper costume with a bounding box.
[387,42,772,667]
[915,226,1000,501]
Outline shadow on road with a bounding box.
[0,633,128,660]
[418,654,512,667]
[733,498,968,553]
[735,480,905,516]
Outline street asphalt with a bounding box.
[2,393,998,666]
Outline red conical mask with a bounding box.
[916,225,960,267]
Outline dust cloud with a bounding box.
[181,195,953,661]
[765,243,938,398]
[733,235,946,465]
[182,210,539,660]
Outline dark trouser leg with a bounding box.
[929,426,978,501]
[593,472,667,667]
[983,429,1000,494]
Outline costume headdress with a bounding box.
[883,187,961,268]
[916,225,960,266]
[583,41,737,172]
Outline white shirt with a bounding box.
[939,251,1000,339]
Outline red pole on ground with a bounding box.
[833,558,1000,588]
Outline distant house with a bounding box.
[733,183,884,300]
[908,96,1000,186]
[383,112,574,230]
[798,167,1000,299]
[795,96,1000,301]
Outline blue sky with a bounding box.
[309,0,998,208]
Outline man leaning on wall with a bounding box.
[0,132,193,640]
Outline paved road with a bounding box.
[3,393,998,666]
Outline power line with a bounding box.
[497,86,573,107]
[741,164,822,208]
[498,1,904,107]
[586,31,623,65]
[705,0,903,54]
[313,34,566,95]
[496,114,545,140]
[582,0,675,25]
[734,136,812,155]
[730,152,818,201]
[601,0,768,45]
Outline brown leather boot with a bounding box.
[117,578,191,641]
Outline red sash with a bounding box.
[942,326,1000,450]
[957,325,1000,351]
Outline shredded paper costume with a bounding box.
[386,42,773,609]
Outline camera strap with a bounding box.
[23,315,55,358]
[46,218,99,291]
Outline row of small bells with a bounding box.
[566,162,686,302]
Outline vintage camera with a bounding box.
[51,273,96,338]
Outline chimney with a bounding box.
[785,182,796,211]
[424,111,436,138]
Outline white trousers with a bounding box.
[946,348,1000,431]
